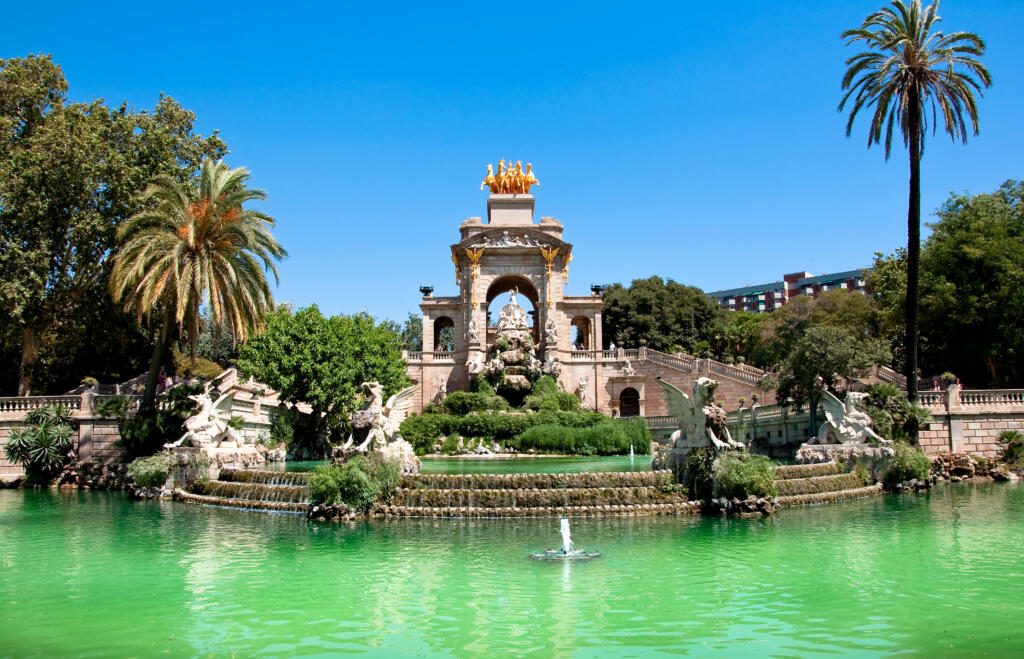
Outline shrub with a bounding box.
[128,452,174,488]
[714,453,777,499]
[469,375,496,395]
[998,430,1024,465]
[509,420,640,456]
[308,454,402,510]
[269,408,294,446]
[4,405,75,484]
[684,448,716,501]
[523,375,580,412]
[308,464,345,505]
[616,417,652,454]
[441,391,509,415]
[864,384,932,444]
[883,443,931,488]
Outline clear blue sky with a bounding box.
[5,1,1022,323]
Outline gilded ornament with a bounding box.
[480,160,540,194]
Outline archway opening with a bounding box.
[620,387,640,417]
[485,275,540,347]
[570,316,591,350]
[433,316,455,352]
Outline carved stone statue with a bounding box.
[622,358,636,377]
[813,389,891,445]
[467,317,480,344]
[172,392,244,448]
[577,375,589,407]
[656,377,743,452]
[467,355,485,375]
[544,315,559,344]
[497,289,529,332]
[344,382,418,452]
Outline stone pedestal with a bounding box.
[170,445,266,486]
[487,194,534,225]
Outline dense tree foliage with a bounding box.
[0,55,226,395]
[871,181,1024,386]
[601,276,720,353]
[776,325,891,430]
[237,306,410,450]
[399,313,422,351]
[840,0,990,402]
[110,159,286,411]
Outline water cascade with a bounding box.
[174,467,699,517]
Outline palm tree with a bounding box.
[110,159,287,411]
[840,0,990,407]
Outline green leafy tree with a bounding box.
[601,276,720,353]
[711,311,768,367]
[400,313,423,352]
[0,55,227,395]
[920,181,1024,385]
[237,306,410,451]
[757,290,879,369]
[777,325,891,433]
[110,159,286,412]
[868,182,1024,385]
[840,0,991,404]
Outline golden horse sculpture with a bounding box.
[481,160,540,194]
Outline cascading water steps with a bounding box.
[175,468,699,516]
[175,461,884,515]
[772,461,883,507]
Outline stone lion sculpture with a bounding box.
[656,376,743,452]
[343,381,418,452]
[813,389,890,445]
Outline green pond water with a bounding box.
[1,483,1022,656]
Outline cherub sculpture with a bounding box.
[657,377,743,452]
[344,382,418,452]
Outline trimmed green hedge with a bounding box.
[440,391,510,415]
[399,411,649,456]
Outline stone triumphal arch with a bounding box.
[405,162,773,418]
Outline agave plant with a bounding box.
[4,405,75,483]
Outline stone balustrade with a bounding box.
[0,395,83,414]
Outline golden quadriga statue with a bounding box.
[481,160,539,194]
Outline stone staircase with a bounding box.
[772,462,882,507]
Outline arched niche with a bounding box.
[433,316,455,352]
[619,387,640,417]
[570,316,592,350]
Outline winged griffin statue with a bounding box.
[814,388,890,445]
[343,382,418,452]
[656,377,743,452]
[169,391,243,448]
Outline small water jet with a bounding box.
[530,517,600,560]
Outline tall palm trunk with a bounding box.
[905,89,922,442]
[140,308,175,413]
[17,327,40,397]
